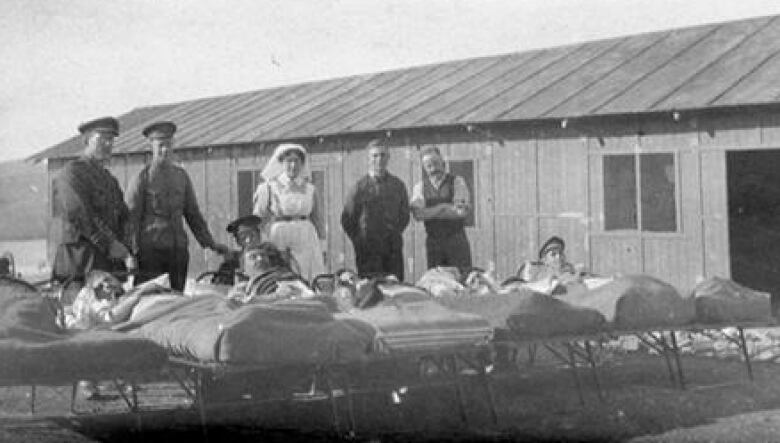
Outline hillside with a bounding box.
[0,159,48,241]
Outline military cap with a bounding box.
[226,215,264,234]
[142,121,177,138]
[77,116,119,136]
[539,236,565,259]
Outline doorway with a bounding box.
[727,150,780,308]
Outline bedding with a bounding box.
[0,331,168,382]
[691,277,773,324]
[565,274,695,329]
[115,283,493,365]
[0,277,62,341]
[0,279,167,383]
[339,297,493,354]
[115,295,376,366]
[438,289,606,337]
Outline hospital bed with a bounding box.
[0,275,170,417]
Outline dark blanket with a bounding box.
[438,289,607,338]
[0,277,62,342]
[692,277,773,324]
[0,278,167,383]
[565,274,695,329]
[0,331,168,383]
[114,295,375,366]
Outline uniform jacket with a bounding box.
[52,157,130,255]
[125,162,215,253]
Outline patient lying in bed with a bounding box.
[227,242,314,304]
[66,271,176,330]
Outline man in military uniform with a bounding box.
[52,117,134,283]
[125,121,228,291]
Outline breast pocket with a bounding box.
[168,188,185,214]
[148,189,166,215]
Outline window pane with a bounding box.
[448,160,475,227]
[640,153,677,232]
[310,170,326,222]
[237,170,255,217]
[603,155,637,230]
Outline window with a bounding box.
[448,160,476,227]
[603,153,677,232]
[237,170,264,217]
[310,170,326,219]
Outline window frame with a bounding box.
[446,159,476,228]
[602,151,681,234]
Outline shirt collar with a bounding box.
[278,173,304,187]
[428,172,447,189]
[368,171,387,181]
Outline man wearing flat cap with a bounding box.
[51,117,135,283]
[125,121,228,291]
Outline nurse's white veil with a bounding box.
[260,143,310,182]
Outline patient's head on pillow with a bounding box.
[242,242,289,277]
[85,270,124,301]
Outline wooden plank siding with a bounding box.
[43,109,780,293]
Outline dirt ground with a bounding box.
[4,345,780,442]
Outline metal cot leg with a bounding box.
[194,370,209,442]
[448,354,469,427]
[668,331,686,390]
[30,384,36,415]
[737,327,754,382]
[565,343,585,406]
[320,367,341,435]
[476,357,498,425]
[583,341,605,402]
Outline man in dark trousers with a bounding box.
[410,146,472,274]
[341,139,410,280]
[125,121,227,291]
[52,117,135,283]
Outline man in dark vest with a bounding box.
[52,117,135,283]
[125,121,228,291]
[410,146,472,274]
[341,139,410,280]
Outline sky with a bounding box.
[2,0,780,162]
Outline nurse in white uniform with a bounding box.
[252,143,326,282]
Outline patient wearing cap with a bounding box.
[227,242,313,304]
[515,236,580,294]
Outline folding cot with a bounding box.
[0,276,170,417]
[111,286,496,436]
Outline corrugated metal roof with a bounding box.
[36,14,780,160]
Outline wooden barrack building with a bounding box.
[34,14,780,294]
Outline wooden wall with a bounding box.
[43,107,780,292]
